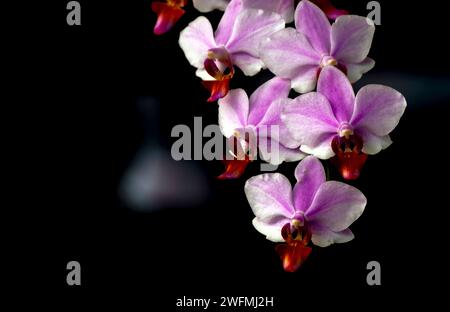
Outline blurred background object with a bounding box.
[119,97,209,211]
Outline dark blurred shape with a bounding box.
[119,97,209,212]
[119,147,209,211]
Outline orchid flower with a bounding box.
[282,66,407,180]
[245,156,367,272]
[217,77,305,178]
[261,0,375,93]
[151,0,187,35]
[193,0,294,23]
[179,0,285,102]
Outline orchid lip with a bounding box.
[204,47,234,83]
[331,133,368,180]
[202,48,234,101]
[151,1,186,35]
[282,218,311,246]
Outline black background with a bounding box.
[16,0,450,309]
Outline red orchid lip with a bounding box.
[331,133,368,180]
[276,222,312,272]
[151,1,186,35]
[202,48,235,102]
[217,135,254,179]
[202,79,232,103]
[216,157,251,180]
[276,242,312,272]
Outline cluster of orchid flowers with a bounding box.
[152,0,406,272]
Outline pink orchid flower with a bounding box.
[179,0,285,101]
[245,156,367,272]
[261,0,375,93]
[217,77,305,178]
[282,66,407,180]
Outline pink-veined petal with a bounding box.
[351,84,407,138]
[295,0,331,55]
[282,92,339,158]
[179,16,217,69]
[218,89,249,137]
[300,134,336,159]
[291,65,320,94]
[245,173,295,233]
[252,217,287,242]
[232,52,265,76]
[310,225,354,247]
[305,181,367,232]
[225,8,285,57]
[255,97,301,150]
[258,137,306,165]
[355,129,392,155]
[293,156,326,213]
[331,15,375,64]
[215,0,243,45]
[248,77,291,126]
[317,65,355,123]
[260,28,320,93]
[244,0,295,23]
